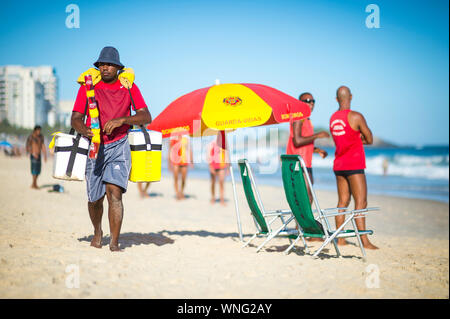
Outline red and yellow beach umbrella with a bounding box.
[147,83,311,137]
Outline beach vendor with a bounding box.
[26,125,47,189]
[286,92,329,203]
[71,46,152,252]
[207,132,229,206]
[329,86,378,249]
[168,134,192,200]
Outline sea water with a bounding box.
[160,145,449,203]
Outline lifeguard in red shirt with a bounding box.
[286,92,329,203]
[168,134,193,200]
[207,131,229,206]
[329,86,378,250]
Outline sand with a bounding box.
[0,154,448,299]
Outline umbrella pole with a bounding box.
[229,164,243,242]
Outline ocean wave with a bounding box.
[312,154,449,181]
[249,148,450,181]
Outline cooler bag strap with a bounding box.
[65,134,82,177]
[128,87,152,151]
[64,99,88,177]
[54,145,89,155]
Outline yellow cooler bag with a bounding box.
[128,128,162,182]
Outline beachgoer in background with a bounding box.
[168,134,192,200]
[71,46,152,252]
[287,92,329,203]
[382,158,389,176]
[329,85,378,249]
[207,131,229,206]
[138,182,151,198]
[26,125,47,189]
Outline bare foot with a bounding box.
[220,199,226,206]
[337,238,348,246]
[210,198,215,204]
[90,231,103,248]
[31,185,39,190]
[109,244,123,252]
[363,242,379,250]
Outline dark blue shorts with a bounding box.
[85,136,131,203]
[30,155,41,176]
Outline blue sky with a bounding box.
[0,0,448,146]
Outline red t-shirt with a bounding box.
[329,109,366,171]
[286,118,314,168]
[72,80,148,144]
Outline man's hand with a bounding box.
[317,148,328,158]
[82,127,94,138]
[360,133,368,144]
[316,131,330,139]
[71,111,94,138]
[103,118,125,135]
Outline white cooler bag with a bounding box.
[52,132,90,181]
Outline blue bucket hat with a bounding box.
[94,46,124,69]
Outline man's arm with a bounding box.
[349,111,373,145]
[292,120,330,148]
[103,108,152,136]
[40,135,47,161]
[25,136,31,154]
[71,111,94,138]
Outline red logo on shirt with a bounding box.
[330,119,346,136]
[223,96,242,106]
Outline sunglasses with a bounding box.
[301,99,315,104]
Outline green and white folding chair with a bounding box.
[237,159,299,252]
[277,154,380,261]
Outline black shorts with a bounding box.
[303,167,313,184]
[334,169,365,177]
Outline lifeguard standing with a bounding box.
[207,131,229,205]
[329,86,378,249]
[286,92,329,203]
[168,134,192,200]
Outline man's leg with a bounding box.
[218,169,226,206]
[304,169,314,205]
[173,165,182,200]
[347,174,378,249]
[305,169,323,242]
[88,196,105,248]
[31,174,39,189]
[105,183,124,252]
[180,166,188,199]
[137,182,146,198]
[335,175,351,246]
[210,168,216,204]
[30,155,40,189]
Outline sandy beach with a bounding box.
[0,153,448,299]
